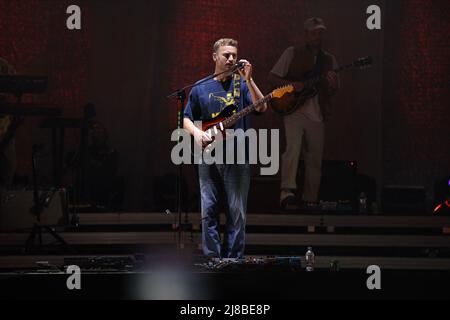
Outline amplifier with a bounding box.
[0,188,68,232]
[318,160,357,203]
[297,160,358,202]
[382,185,426,215]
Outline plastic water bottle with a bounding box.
[305,247,315,272]
[358,192,368,214]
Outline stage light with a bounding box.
[433,199,450,215]
[433,176,450,215]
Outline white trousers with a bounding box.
[280,110,324,202]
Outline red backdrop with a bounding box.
[0,0,448,209]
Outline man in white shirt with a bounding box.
[268,17,339,210]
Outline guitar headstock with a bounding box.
[354,56,373,69]
[272,85,294,98]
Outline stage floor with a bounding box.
[1,212,449,300]
[1,267,449,300]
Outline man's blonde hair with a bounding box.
[213,38,238,52]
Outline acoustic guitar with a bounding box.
[270,56,373,115]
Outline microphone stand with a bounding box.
[25,144,68,253]
[166,64,242,251]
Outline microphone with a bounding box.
[230,61,246,74]
[234,61,246,69]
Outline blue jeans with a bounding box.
[198,163,250,258]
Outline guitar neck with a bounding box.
[221,93,272,129]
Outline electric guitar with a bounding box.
[199,85,294,152]
[270,56,373,115]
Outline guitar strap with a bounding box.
[216,74,240,114]
[233,73,241,106]
[302,49,325,81]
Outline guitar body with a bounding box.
[201,116,226,132]
[200,105,237,151]
[201,104,236,132]
[270,87,317,115]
